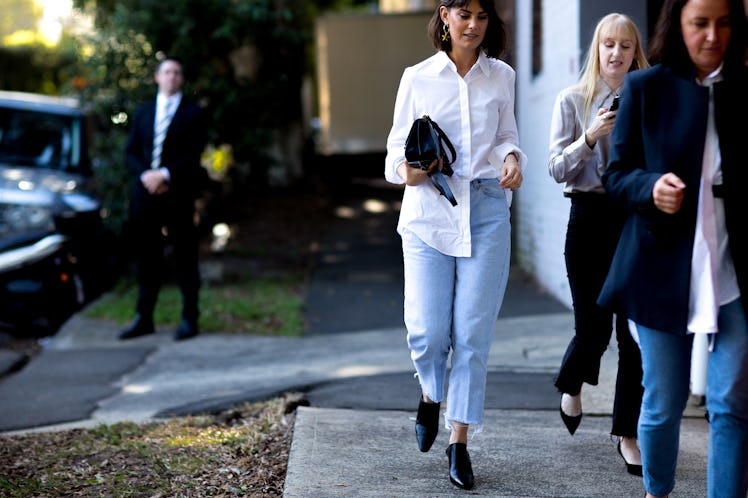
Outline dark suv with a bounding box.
[0,91,116,336]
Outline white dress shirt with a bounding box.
[688,66,739,335]
[150,92,182,182]
[155,92,181,127]
[385,51,526,257]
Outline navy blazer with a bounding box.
[125,96,208,212]
[599,64,748,334]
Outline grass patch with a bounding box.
[0,397,296,497]
[82,273,305,337]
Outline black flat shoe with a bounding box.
[174,319,199,341]
[617,439,643,476]
[415,398,440,452]
[559,403,582,435]
[119,315,155,340]
[446,443,474,490]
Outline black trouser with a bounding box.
[554,193,643,437]
[131,194,200,324]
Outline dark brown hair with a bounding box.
[648,0,748,76]
[427,0,507,59]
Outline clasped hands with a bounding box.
[140,169,170,195]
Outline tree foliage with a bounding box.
[67,0,375,236]
[65,0,320,236]
[72,0,315,169]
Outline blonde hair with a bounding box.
[576,13,649,122]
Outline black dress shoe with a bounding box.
[174,319,199,341]
[118,316,155,340]
[617,439,643,476]
[560,403,582,435]
[446,443,474,490]
[415,398,440,452]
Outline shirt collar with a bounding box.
[474,51,491,76]
[157,92,182,109]
[597,74,617,94]
[427,50,489,76]
[427,51,453,75]
[596,75,619,99]
[697,64,724,87]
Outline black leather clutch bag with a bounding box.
[404,115,457,206]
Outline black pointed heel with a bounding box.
[559,404,582,435]
[446,443,474,490]
[617,439,643,476]
[415,398,440,452]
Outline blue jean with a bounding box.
[401,179,510,427]
[636,298,748,497]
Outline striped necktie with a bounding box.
[151,100,173,169]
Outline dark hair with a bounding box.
[427,0,507,59]
[648,0,748,76]
[157,56,185,71]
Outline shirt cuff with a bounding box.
[159,167,171,182]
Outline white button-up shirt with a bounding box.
[155,92,181,128]
[688,66,739,335]
[151,92,182,181]
[385,51,526,257]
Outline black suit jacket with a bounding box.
[125,96,208,219]
[599,64,748,334]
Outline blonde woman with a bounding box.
[548,13,649,475]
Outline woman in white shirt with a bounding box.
[385,0,524,490]
[548,13,648,476]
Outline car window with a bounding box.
[0,108,83,173]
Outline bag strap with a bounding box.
[430,170,458,206]
[426,117,456,167]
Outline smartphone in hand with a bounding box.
[609,95,620,112]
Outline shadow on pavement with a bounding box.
[303,176,568,335]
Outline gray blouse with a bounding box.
[548,78,618,194]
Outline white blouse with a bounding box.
[384,51,526,257]
[688,67,740,335]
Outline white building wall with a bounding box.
[514,0,581,309]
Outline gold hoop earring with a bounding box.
[442,23,450,42]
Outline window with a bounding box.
[0,108,82,172]
[532,0,543,76]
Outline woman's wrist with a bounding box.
[584,132,595,149]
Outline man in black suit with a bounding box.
[119,57,208,341]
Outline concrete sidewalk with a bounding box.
[281,313,709,497]
[1,310,710,496]
[285,408,708,497]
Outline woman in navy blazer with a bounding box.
[598,0,748,496]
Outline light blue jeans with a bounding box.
[401,179,510,428]
[636,298,748,497]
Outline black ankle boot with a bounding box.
[415,398,440,452]
[446,442,474,490]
